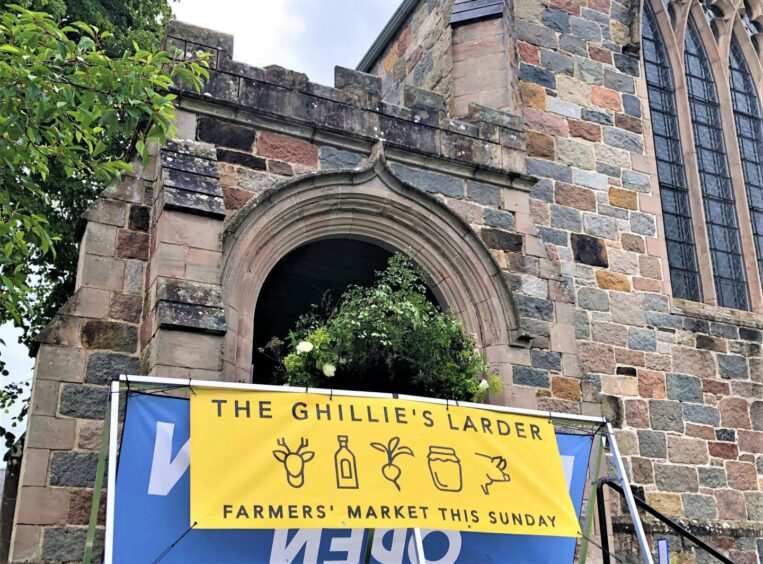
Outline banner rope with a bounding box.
[151,521,198,563]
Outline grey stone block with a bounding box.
[666,373,703,403]
[157,302,227,334]
[467,180,502,206]
[628,328,657,352]
[319,146,364,169]
[622,170,650,192]
[575,310,590,339]
[513,366,550,388]
[582,108,613,125]
[334,66,381,96]
[85,353,139,385]
[645,312,682,330]
[515,295,555,321]
[682,404,720,426]
[710,322,739,339]
[531,349,562,371]
[649,400,684,432]
[551,205,582,232]
[644,294,670,312]
[631,212,656,236]
[530,179,554,202]
[578,287,610,312]
[527,158,573,183]
[543,9,570,32]
[60,384,109,419]
[516,22,559,49]
[604,69,635,94]
[391,164,464,198]
[197,117,256,151]
[655,464,698,492]
[583,213,617,240]
[603,127,643,153]
[484,209,516,230]
[698,466,726,488]
[50,452,99,487]
[481,228,523,252]
[718,354,748,380]
[622,93,642,117]
[538,227,568,246]
[43,527,104,562]
[559,33,586,56]
[570,16,601,42]
[575,57,603,85]
[638,430,666,458]
[682,494,717,519]
[540,50,573,75]
[519,64,556,89]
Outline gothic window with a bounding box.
[642,5,702,300]
[729,38,763,288]
[684,18,750,310]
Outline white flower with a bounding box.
[322,363,336,377]
[296,341,314,354]
[478,379,490,390]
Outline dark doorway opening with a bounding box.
[251,238,438,389]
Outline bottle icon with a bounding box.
[334,435,359,489]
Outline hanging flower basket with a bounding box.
[261,254,501,402]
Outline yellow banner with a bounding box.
[190,389,581,536]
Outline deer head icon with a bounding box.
[273,437,315,488]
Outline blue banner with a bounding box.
[114,393,592,563]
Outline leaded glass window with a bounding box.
[729,38,763,289]
[642,6,702,301]
[684,19,750,310]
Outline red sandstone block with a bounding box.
[709,441,739,460]
[738,430,763,453]
[637,369,665,398]
[719,397,751,429]
[256,131,318,167]
[569,119,602,142]
[592,86,622,111]
[549,0,581,14]
[518,41,540,65]
[726,461,758,490]
[702,379,730,395]
[116,229,149,261]
[589,45,613,64]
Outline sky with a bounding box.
[0,0,402,462]
[173,0,401,87]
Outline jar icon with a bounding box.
[427,446,462,492]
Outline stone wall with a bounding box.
[6,4,763,562]
[368,0,455,106]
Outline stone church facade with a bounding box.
[6,0,763,561]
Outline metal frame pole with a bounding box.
[579,432,606,563]
[413,528,426,563]
[605,422,653,564]
[104,379,121,564]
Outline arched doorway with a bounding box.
[222,156,518,384]
[251,238,438,386]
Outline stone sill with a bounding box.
[672,298,763,330]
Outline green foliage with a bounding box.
[0,4,208,454]
[0,4,207,320]
[263,254,502,402]
[0,0,177,349]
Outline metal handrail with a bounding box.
[596,478,733,564]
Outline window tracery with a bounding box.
[642,0,763,310]
[643,5,703,300]
[684,18,750,310]
[729,38,763,285]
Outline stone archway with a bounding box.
[221,148,519,383]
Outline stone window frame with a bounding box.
[642,0,763,313]
[220,151,520,384]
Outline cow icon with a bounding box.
[475,452,511,495]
